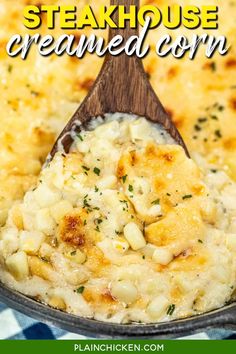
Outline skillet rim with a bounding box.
[0,282,236,338]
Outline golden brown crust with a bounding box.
[60,213,86,247]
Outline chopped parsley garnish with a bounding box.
[142,255,145,259]
[93,167,100,176]
[210,62,216,72]
[83,198,90,208]
[115,230,122,235]
[121,175,127,183]
[120,199,129,212]
[120,200,128,207]
[128,184,133,192]
[8,64,13,73]
[31,90,39,97]
[182,194,193,200]
[198,239,203,243]
[211,169,218,173]
[214,129,222,138]
[70,251,76,256]
[94,185,99,192]
[211,114,218,120]
[151,199,160,205]
[95,218,103,225]
[83,220,87,225]
[77,286,85,294]
[77,133,83,141]
[212,103,225,111]
[166,193,171,196]
[218,105,225,111]
[198,117,207,123]
[194,124,201,131]
[95,225,100,232]
[82,165,90,171]
[83,196,92,212]
[167,304,175,316]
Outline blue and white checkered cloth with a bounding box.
[0,301,236,340]
[0,302,86,340]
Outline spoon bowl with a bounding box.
[50,0,189,159]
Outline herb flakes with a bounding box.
[76,286,85,294]
[77,134,83,141]
[93,167,100,176]
[210,62,216,72]
[194,124,202,132]
[182,194,193,200]
[7,64,13,73]
[198,117,208,123]
[214,129,222,139]
[167,304,175,316]
[151,199,160,205]
[121,175,127,183]
[128,184,133,192]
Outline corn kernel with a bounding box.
[111,280,138,304]
[34,184,61,207]
[1,228,19,258]
[50,200,73,223]
[112,237,129,254]
[97,175,117,189]
[152,247,173,265]
[35,209,56,235]
[48,296,66,310]
[226,233,236,252]
[129,118,151,141]
[123,222,146,250]
[146,295,169,319]
[19,230,45,255]
[65,249,86,264]
[6,251,29,280]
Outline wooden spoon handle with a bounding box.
[109,0,140,41]
[49,0,189,159]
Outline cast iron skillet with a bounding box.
[1,0,235,339]
[0,283,236,338]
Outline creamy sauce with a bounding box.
[0,115,236,323]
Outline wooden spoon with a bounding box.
[49,0,189,160]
